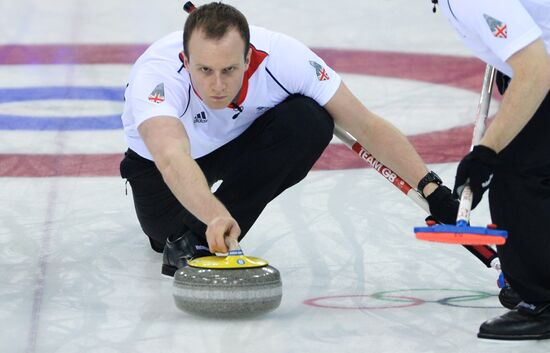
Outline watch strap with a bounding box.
[418,171,442,197]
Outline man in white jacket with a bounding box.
[432,0,550,341]
[120,3,459,277]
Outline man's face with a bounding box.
[184,28,250,109]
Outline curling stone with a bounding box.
[172,239,282,318]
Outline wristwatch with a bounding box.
[417,171,442,197]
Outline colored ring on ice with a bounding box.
[437,294,499,309]
[303,294,425,310]
[0,86,124,130]
[371,288,498,308]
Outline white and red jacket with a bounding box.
[439,0,550,77]
[121,26,341,160]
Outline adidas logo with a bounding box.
[193,111,207,123]
[482,174,493,188]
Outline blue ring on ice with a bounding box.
[0,86,125,130]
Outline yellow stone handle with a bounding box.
[224,237,242,255]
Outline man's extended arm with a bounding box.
[138,116,240,253]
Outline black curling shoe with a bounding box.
[499,285,522,309]
[161,230,213,277]
[478,302,550,340]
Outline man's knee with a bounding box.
[273,95,334,149]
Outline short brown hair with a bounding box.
[183,2,250,60]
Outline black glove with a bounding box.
[426,185,459,224]
[453,145,499,209]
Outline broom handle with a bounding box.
[456,65,497,226]
[333,126,428,209]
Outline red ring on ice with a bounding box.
[303,294,425,310]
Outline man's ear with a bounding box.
[180,51,190,69]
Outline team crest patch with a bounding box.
[309,60,330,81]
[483,14,507,39]
[148,83,165,103]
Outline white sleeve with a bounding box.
[265,32,341,106]
[126,66,187,127]
[454,0,542,61]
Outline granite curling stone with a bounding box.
[173,251,282,318]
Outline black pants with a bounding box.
[120,95,334,250]
[491,90,550,304]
